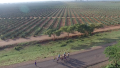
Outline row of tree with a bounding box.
[44,23,103,40]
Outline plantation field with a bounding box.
[0,1,120,40]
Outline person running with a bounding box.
[58,54,60,59]
[35,60,37,66]
[64,52,66,56]
[64,52,66,58]
[57,57,59,63]
[67,52,69,58]
[53,57,56,61]
[60,55,64,60]
[63,52,67,61]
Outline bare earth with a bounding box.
[0,25,120,47]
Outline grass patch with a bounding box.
[1,29,120,66]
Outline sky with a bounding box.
[0,0,119,3]
[0,0,69,3]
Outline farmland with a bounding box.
[0,1,120,40]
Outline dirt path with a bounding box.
[0,25,120,47]
[87,60,108,68]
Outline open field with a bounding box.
[1,2,120,39]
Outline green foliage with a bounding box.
[105,64,120,68]
[54,30,61,36]
[75,24,95,35]
[36,44,41,46]
[67,26,75,33]
[14,46,23,51]
[44,29,56,37]
[66,39,73,43]
[94,23,104,28]
[60,43,67,47]
[104,42,120,68]
[60,26,68,32]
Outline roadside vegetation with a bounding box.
[1,28,120,66]
[103,41,120,68]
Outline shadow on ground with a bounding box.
[71,37,120,50]
[58,58,86,68]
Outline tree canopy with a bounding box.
[45,23,103,40]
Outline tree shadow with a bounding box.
[36,65,41,68]
[71,44,91,50]
[71,37,120,50]
[58,58,86,68]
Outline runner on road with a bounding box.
[57,57,59,63]
[58,54,60,58]
[35,60,37,66]
[67,52,69,58]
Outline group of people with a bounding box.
[34,52,70,66]
[54,52,70,63]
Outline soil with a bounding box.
[60,18,65,28]
[53,18,59,28]
[73,18,77,24]
[67,18,71,26]
[70,9,75,17]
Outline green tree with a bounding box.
[75,24,95,36]
[44,29,56,40]
[74,24,82,35]
[104,44,120,68]
[88,24,95,35]
[77,24,89,36]
[54,30,61,37]
[60,26,75,38]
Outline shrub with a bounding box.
[14,46,23,51]
[66,39,73,43]
[1,36,5,40]
[105,64,117,68]
[60,43,67,47]
[36,44,41,46]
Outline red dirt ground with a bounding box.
[60,18,65,28]
[73,18,77,24]
[53,18,59,28]
[67,18,71,26]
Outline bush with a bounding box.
[1,36,5,40]
[60,43,67,47]
[14,46,23,51]
[66,39,73,43]
[105,64,120,68]
[36,44,41,46]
